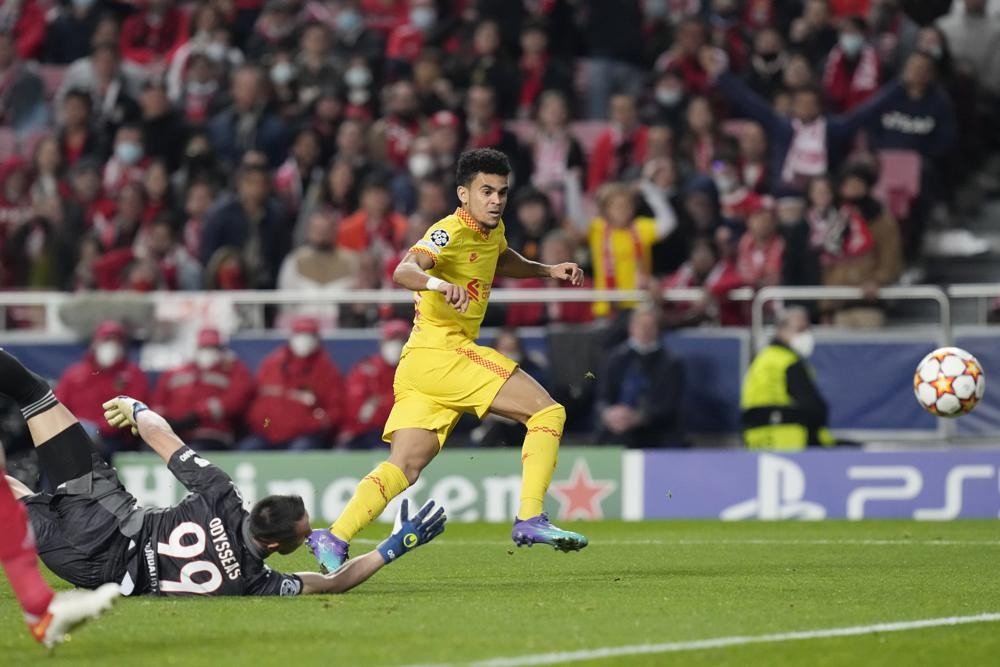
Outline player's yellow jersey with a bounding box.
[407,207,507,349]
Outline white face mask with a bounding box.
[94,340,123,368]
[410,7,436,31]
[408,153,434,179]
[348,88,370,105]
[788,331,815,358]
[380,339,405,366]
[289,333,319,357]
[839,33,864,57]
[270,62,295,86]
[344,66,372,89]
[713,174,737,194]
[655,88,683,107]
[195,347,222,370]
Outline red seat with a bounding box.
[874,149,921,220]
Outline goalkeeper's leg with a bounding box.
[489,369,588,552]
[307,429,438,572]
[0,349,94,486]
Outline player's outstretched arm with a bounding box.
[496,248,584,285]
[394,252,469,312]
[297,499,446,595]
[103,396,185,464]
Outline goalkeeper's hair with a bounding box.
[456,148,511,187]
[249,495,306,545]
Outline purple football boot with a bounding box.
[511,513,589,552]
[306,529,349,573]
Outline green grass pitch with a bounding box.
[3,520,1000,666]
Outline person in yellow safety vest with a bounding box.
[740,306,835,450]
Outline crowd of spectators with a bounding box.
[0,0,997,331]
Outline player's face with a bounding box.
[276,513,312,555]
[459,173,510,229]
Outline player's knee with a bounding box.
[528,402,566,431]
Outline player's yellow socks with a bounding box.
[330,461,409,542]
[518,403,566,519]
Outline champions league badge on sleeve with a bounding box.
[430,229,450,248]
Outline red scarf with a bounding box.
[601,222,646,292]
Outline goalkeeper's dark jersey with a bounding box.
[121,447,302,597]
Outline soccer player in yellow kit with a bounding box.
[307,148,588,571]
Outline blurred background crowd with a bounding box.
[1,0,999,455]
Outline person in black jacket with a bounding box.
[596,304,685,448]
[200,162,290,289]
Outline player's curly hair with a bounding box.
[456,148,511,187]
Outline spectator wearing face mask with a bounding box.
[55,320,149,456]
[241,316,344,450]
[595,304,685,448]
[817,162,902,328]
[711,154,768,226]
[740,306,834,450]
[643,70,687,133]
[102,124,148,197]
[329,2,385,66]
[337,319,409,449]
[743,27,788,100]
[150,328,254,450]
[386,0,441,67]
[823,16,881,112]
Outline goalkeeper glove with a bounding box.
[102,396,149,436]
[377,498,446,564]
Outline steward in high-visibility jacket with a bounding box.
[740,309,835,450]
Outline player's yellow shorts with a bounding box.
[382,341,518,447]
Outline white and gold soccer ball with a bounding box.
[914,347,986,417]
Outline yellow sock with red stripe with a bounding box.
[518,403,565,519]
[330,462,409,542]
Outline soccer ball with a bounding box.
[914,347,986,417]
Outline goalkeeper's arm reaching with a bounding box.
[102,395,447,596]
[295,497,446,594]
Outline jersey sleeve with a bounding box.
[246,567,304,597]
[497,221,508,254]
[409,217,461,267]
[167,446,238,498]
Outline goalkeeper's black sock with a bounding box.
[0,349,58,420]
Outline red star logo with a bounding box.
[932,375,954,397]
[548,459,616,521]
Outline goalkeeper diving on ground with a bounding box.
[0,347,446,597]
[307,148,589,573]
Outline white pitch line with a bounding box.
[353,538,1000,547]
[402,612,1000,667]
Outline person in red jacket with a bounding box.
[241,316,343,450]
[337,320,409,450]
[54,320,149,456]
[119,0,190,67]
[587,93,649,192]
[150,327,254,450]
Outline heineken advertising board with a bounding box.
[114,448,629,524]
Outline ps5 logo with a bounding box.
[721,454,826,520]
[721,454,996,520]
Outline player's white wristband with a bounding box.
[426,277,445,291]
